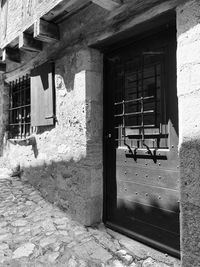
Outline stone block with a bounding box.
[177,40,200,66]
[85,195,102,226]
[177,63,200,96]
[178,93,200,141]
[181,252,200,267]
[86,71,103,102]
[179,140,200,207]
[181,202,200,258]
[89,168,103,197]
[76,49,102,73]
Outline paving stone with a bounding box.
[47,251,60,262]
[142,257,170,267]
[68,257,78,267]
[0,173,173,267]
[54,217,69,225]
[116,249,127,256]
[0,243,9,250]
[13,243,35,259]
[39,236,57,248]
[110,260,125,267]
[0,233,12,241]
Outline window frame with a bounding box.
[8,74,31,139]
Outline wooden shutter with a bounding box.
[31,62,55,127]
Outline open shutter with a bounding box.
[31,62,55,127]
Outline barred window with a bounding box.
[9,75,31,139]
[8,62,55,139]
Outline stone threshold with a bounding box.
[101,224,181,267]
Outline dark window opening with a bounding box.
[113,51,168,149]
[9,74,31,139]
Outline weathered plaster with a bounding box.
[2,48,103,226]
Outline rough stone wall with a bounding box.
[2,48,103,226]
[177,0,200,266]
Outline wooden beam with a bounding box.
[91,0,120,11]
[2,47,20,63]
[64,0,90,12]
[44,0,90,21]
[34,19,59,43]
[19,32,43,52]
[0,61,6,72]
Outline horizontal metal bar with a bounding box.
[114,110,154,117]
[9,123,31,126]
[114,96,155,106]
[9,104,30,111]
[115,137,159,141]
[127,134,168,138]
[142,51,164,55]
[115,124,155,129]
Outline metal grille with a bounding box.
[114,52,168,149]
[9,75,31,139]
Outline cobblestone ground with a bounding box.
[0,170,179,267]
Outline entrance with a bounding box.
[104,26,180,257]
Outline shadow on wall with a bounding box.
[18,140,102,226]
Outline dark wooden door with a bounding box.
[104,27,180,257]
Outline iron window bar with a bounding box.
[9,74,31,139]
[8,104,30,111]
[115,52,164,154]
[114,95,154,106]
[114,109,154,117]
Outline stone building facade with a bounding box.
[0,0,200,266]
